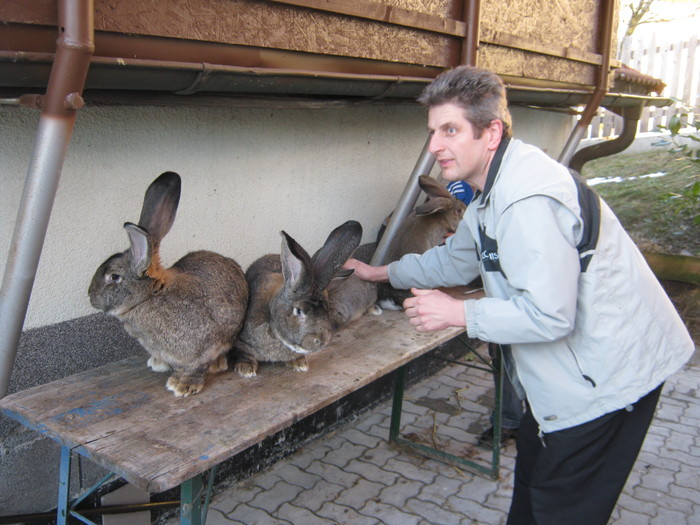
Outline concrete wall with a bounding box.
[0,100,575,515]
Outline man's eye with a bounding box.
[447,127,457,134]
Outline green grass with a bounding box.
[581,150,699,256]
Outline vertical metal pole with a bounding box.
[57,446,72,525]
[181,475,204,525]
[461,0,482,66]
[389,366,407,442]
[0,0,94,397]
[370,134,436,266]
[558,0,615,166]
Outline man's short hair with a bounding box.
[418,66,513,139]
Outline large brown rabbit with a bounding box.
[377,175,467,309]
[233,221,362,377]
[88,171,249,397]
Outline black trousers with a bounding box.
[506,383,663,525]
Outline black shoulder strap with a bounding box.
[569,169,601,273]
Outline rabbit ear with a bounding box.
[415,196,454,216]
[280,231,314,296]
[418,175,453,199]
[124,222,152,277]
[312,220,363,290]
[138,171,181,245]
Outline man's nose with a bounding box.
[428,133,443,155]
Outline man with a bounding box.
[345,65,694,525]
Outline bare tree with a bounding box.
[618,0,699,56]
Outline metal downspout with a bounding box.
[462,0,481,67]
[370,136,436,265]
[557,0,615,166]
[568,104,643,172]
[370,0,481,266]
[0,0,94,397]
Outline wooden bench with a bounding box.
[1,299,501,524]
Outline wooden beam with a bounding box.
[482,29,604,66]
[266,0,467,37]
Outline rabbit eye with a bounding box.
[293,307,304,317]
[107,273,122,284]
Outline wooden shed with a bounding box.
[1,0,622,105]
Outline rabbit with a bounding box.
[88,171,249,397]
[327,242,382,330]
[377,175,467,309]
[233,220,362,377]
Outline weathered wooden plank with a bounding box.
[267,0,467,37]
[0,309,464,493]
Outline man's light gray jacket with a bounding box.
[388,138,694,433]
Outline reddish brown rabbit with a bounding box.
[88,172,248,397]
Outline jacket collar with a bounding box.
[476,136,511,205]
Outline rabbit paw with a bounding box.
[166,376,204,397]
[147,356,171,372]
[207,354,229,374]
[234,361,258,378]
[291,356,309,372]
[368,304,383,316]
[378,298,403,311]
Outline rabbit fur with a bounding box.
[234,220,362,377]
[327,242,382,330]
[377,175,467,309]
[88,171,249,397]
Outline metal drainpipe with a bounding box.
[370,0,481,266]
[370,135,436,265]
[557,0,615,166]
[462,0,481,67]
[568,104,643,173]
[0,0,94,398]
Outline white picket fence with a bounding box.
[585,33,699,139]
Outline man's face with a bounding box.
[427,102,497,190]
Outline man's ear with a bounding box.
[486,119,504,150]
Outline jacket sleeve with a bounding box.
[387,220,480,289]
[465,195,582,344]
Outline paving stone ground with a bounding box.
[175,347,700,525]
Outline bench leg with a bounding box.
[388,343,503,479]
[389,365,406,442]
[180,466,217,525]
[57,445,71,525]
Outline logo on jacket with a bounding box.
[478,226,505,276]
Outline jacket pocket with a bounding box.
[566,344,597,388]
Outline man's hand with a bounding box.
[343,258,390,283]
[403,288,466,332]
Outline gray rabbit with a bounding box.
[233,221,362,377]
[88,171,249,397]
[327,242,382,330]
[377,175,467,309]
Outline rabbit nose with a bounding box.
[313,330,331,349]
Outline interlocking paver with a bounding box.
[376,477,424,507]
[315,501,376,524]
[359,499,423,525]
[222,503,291,524]
[341,427,383,449]
[305,460,361,487]
[189,352,700,525]
[333,478,386,509]
[293,479,345,512]
[276,502,336,524]
[246,480,303,513]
